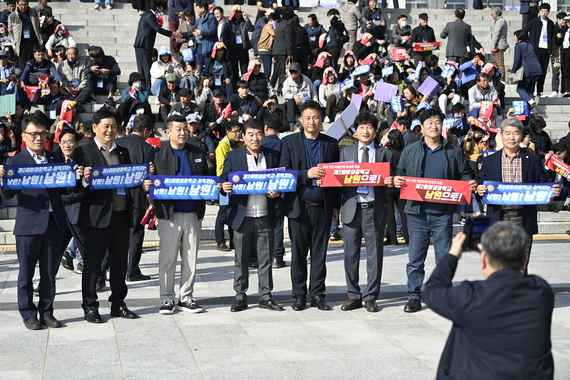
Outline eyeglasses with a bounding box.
[60,140,76,146]
[229,130,242,134]
[23,131,48,139]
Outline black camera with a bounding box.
[462,216,490,251]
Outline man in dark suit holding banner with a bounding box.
[477,118,560,275]
[73,108,146,323]
[0,116,70,330]
[338,113,394,313]
[221,119,283,312]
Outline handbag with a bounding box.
[512,44,528,84]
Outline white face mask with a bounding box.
[374,20,381,26]
[400,21,407,27]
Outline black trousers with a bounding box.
[288,202,332,298]
[272,198,285,258]
[61,87,91,105]
[536,48,550,94]
[329,46,342,70]
[562,49,570,93]
[81,210,130,312]
[274,55,288,92]
[18,37,39,71]
[127,207,146,276]
[15,214,63,320]
[385,187,409,245]
[215,205,234,246]
[86,73,118,95]
[135,47,152,88]
[522,7,538,29]
[286,98,300,124]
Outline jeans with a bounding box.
[151,78,166,96]
[66,237,83,265]
[314,79,322,97]
[406,212,453,300]
[179,76,198,91]
[517,74,540,103]
[94,0,111,6]
[330,219,340,232]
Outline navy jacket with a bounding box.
[220,146,279,230]
[523,16,555,55]
[424,254,554,380]
[477,148,549,235]
[512,41,543,76]
[134,10,172,51]
[2,148,68,235]
[203,57,234,82]
[304,23,327,43]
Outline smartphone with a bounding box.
[462,216,490,251]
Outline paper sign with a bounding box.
[390,96,405,113]
[392,48,407,60]
[146,137,161,148]
[381,66,393,77]
[544,156,570,180]
[400,177,472,204]
[352,64,371,77]
[479,101,493,120]
[228,170,297,194]
[326,103,359,140]
[0,93,16,115]
[317,162,390,187]
[417,76,440,100]
[2,163,76,190]
[412,42,441,52]
[150,175,219,200]
[351,94,362,110]
[374,81,398,103]
[89,163,149,190]
[482,181,554,205]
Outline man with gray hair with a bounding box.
[423,221,554,379]
[490,7,509,82]
[477,118,561,275]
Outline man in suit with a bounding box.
[0,116,69,330]
[221,119,284,312]
[339,113,394,313]
[395,108,475,313]
[115,115,155,282]
[491,8,509,83]
[477,118,560,275]
[523,3,554,97]
[272,6,295,93]
[520,0,540,29]
[73,108,142,323]
[151,115,208,315]
[134,0,180,88]
[440,8,472,65]
[280,100,340,311]
[423,222,554,380]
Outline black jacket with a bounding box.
[326,16,346,48]
[523,16,555,55]
[272,19,295,56]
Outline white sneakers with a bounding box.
[548,91,559,98]
[528,99,537,108]
[94,4,100,9]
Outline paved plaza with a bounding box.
[1,238,569,380]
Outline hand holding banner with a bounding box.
[228,169,298,194]
[89,163,149,190]
[2,163,76,190]
[400,177,472,204]
[150,176,219,200]
[482,181,555,205]
[544,155,570,180]
[317,162,390,187]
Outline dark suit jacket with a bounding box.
[477,149,549,235]
[272,19,295,56]
[339,143,394,225]
[423,254,554,380]
[220,146,279,231]
[150,142,208,220]
[523,16,555,55]
[219,18,232,48]
[520,0,539,14]
[440,19,472,59]
[279,132,340,219]
[134,10,173,51]
[72,140,134,229]
[115,133,154,209]
[2,149,67,235]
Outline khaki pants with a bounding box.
[491,49,507,83]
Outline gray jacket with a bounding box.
[491,16,509,50]
[396,138,472,215]
[340,3,361,32]
[56,60,87,89]
[282,73,318,102]
[440,18,472,59]
[8,8,42,57]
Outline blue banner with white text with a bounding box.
[149,175,220,200]
[482,181,555,205]
[2,163,76,190]
[229,169,298,194]
[89,163,149,190]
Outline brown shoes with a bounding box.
[217,243,230,251]
[364,300,379,312]
[341,298,362,311]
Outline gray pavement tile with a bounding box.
[198,361,285,380]
[329,343,412,359]
[348,356,436,375]
[303,320,388,346]
[273,359,366,380]
[44,369,124,380]
[1,371,44,380]
[263,344,342,362]
[191,345,270,363]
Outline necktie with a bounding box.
[362,146,369,163]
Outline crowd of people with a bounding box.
[0,1,565,375]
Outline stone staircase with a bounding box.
[1,3,570,245]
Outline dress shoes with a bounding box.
[291,295,306,311]
[61,251,74,271]
[230,300,248,312]
[272,257,286,268]
[364,300,379,313]
[33,285,40,297]
[217,243,230,251]
[84,310,104,323]
[110,305,139,319]
[95,279,106,293]
[23,316,42,330]
[259,298,284,311]
[403,299,422,313]
[310,295,331,311]
[126,274,151,282]
[40,315,62,328]
[341,298,362,311]
[248,260,258,269]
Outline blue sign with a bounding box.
[229,169,298,194]
[482,181,555,205]
[2,163,76,190]
[89,163,149,190]
[150,175,219,200]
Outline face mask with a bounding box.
[400,21,407,27]
[374,20,381,26]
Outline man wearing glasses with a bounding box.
[214,121,243,251]
[0,116,71,330]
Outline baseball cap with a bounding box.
[179,88,192,97]
[186,113,201,124]
[289,62,301,72]
[213,89,225,97]
[165,73,177,82]
[0,50,8,57]
[418,13,429,20]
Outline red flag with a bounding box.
[223,103,232,119]
[545,155,570,180]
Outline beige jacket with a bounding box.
[257,22,276,53]
[340,3,361,32]
[8,8,42,56]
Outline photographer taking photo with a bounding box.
[423,221,554,380]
